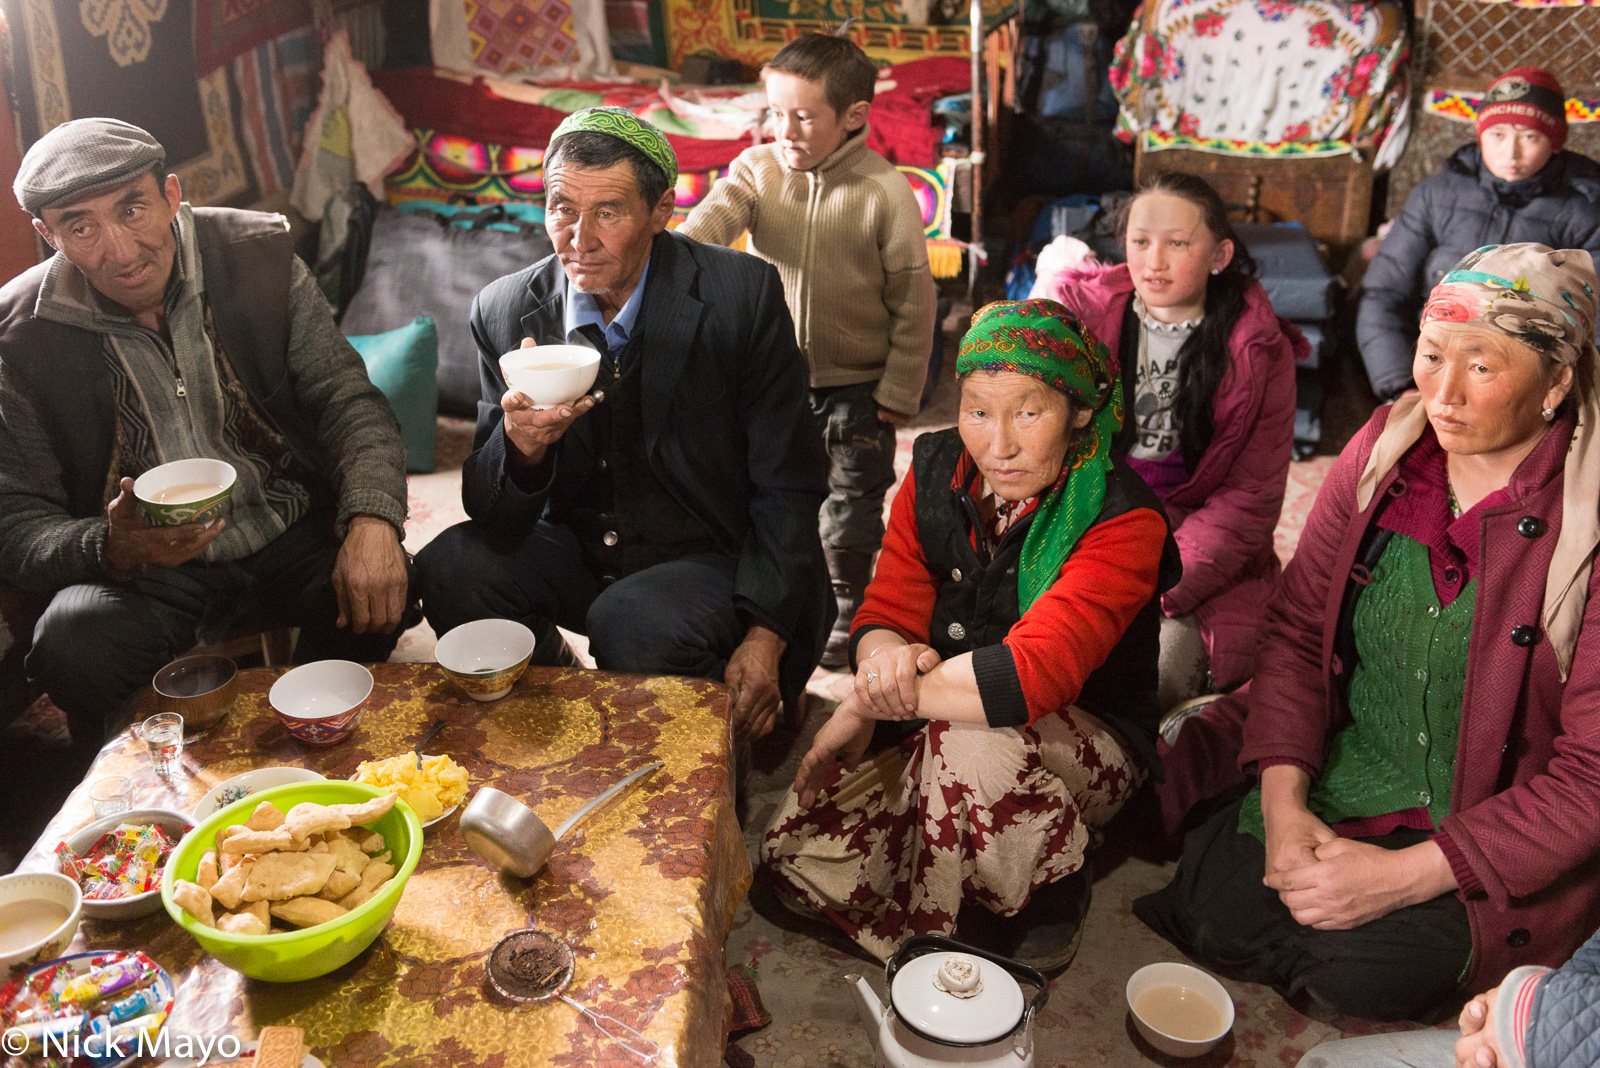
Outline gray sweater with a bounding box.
[0,206,406,593]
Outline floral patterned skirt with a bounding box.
[760,708,1142,961]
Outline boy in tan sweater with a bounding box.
[680,33,937,666]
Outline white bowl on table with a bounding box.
[54,808,194,921]
[192,766,325,822]
[499,344,601,410]
[1126,961,1235,1058]
[435,618,536,701]
[0,871,81,976]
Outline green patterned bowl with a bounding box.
[133,459,236,527]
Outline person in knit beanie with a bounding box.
[1357,66,1600,400]
[1476,66,1568,182]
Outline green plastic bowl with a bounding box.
[160,781,422,982]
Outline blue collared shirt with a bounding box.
[563,256,650,356]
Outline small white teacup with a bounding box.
[499,344,602,410]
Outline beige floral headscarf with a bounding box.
[1355,243,1600,679]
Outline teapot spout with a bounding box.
[846,973,885,1035]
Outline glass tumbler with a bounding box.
[140,712,185,778]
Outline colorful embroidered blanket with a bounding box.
[1110,0,1408,148]
[386,128,956,240]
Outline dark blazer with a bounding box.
[461,228,834,697]
[1357,144,1600,398]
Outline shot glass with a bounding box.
[89,775,133,817]
[140,712,185,779]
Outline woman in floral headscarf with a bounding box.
[761,299,1178,969]
[1137,244,1600,1023]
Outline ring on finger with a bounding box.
[865,669,879,686]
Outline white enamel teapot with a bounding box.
[848,934,1049,1068]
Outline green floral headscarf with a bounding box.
[548,106,678,190]
[958,298,1123,612]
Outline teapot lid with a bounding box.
[890,951,1025,1045]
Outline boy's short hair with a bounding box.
[762,33,878,115]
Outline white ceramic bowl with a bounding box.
[1126,962,1235,1058]
[435,618,537,701]
[269,660,374,746]
[0,871,81,976]
[132,458,238,527]
[192,766,326,821]
[499,344,602,409]
[54,808,194,921]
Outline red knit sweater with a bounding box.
[852,463,1168,724]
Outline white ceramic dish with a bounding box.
[1126,961,1235,1058]
[499,344,601,409]
[0,871,81,976]
[55,809,194,921]
[7,950,175,1068]
[192,766,325,822]
[435,618,536,701]
[269,660,374,746]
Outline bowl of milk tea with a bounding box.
[269,659,374,746]
[1126,961,1234,1057]
[133,458,237,528]
[0,872,81,976]
[499,344,602,410]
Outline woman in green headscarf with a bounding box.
[762,299,1178,968]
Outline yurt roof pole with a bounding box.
[969,0,984,299]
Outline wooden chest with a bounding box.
[1134,144,1375,258]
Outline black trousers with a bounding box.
[1133,798,1472,1023]
[26,510,415,748]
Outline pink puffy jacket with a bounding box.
[1034,261,1303,688]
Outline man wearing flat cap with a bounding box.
[417,107,832,742]
[0,118,413,758]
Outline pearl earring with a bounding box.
[1543,407,1557,421]
[1211,268,1220,275]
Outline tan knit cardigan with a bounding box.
[678,128,937,415]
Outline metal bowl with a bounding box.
[56,808,193,921]
[153,654,239,729]
[460,787,556,879]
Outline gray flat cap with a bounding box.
[14,118,166,216]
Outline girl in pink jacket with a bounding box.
[1033,173,1303,721]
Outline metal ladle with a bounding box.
[486,928,659,1063]
[462,762,664,878]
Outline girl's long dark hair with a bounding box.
[1115,172,1258,471]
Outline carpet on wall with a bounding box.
[3,0,249,203]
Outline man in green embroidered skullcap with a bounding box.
[775,296,1179,970]
[419,105,835,749]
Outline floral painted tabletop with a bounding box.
[18,664,750,1068]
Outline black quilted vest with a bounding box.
[911,428,1180,774]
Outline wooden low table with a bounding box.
[17,663,750,1068]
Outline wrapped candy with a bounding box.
[54,823,176,900]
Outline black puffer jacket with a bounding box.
[1356,144,1600,398]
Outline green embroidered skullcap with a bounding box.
[958,299,1124,613]
[549,106,678,190]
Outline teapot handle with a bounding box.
[886,933,1050,1020]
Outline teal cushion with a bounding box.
[348,317,439,473]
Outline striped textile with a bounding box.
[231,28,319,200]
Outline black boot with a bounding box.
[957,859,1094,973]
[820,549,874,669]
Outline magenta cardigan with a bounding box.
[1035,262,1302,688]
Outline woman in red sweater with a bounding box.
[762,299,1177,969]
